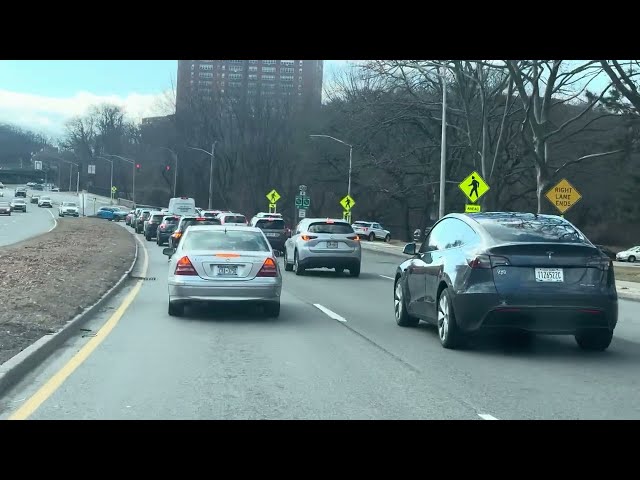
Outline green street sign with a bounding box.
[295,196,302,207]
[303,197,310,207]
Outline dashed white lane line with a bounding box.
[379,275,395,280]
[46,209,58,232]
[478,414,498,420]
[313,304,347,323]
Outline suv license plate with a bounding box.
[266,233,278,237]
[218,265,238,276]
[326,241,338,249]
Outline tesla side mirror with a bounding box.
[403,243,417,256]
[163,247,175,257]
[413,229,422,243]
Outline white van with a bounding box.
[167,197,197,216]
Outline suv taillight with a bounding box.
[301,235,318,241]
[347,235,360,241]
[257,257,278,277]
[175,256,197,276]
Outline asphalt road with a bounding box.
[0,188,57,247]
[2,230,640,419]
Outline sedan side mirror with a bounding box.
[403,243,417,256]
[163,247,175,257]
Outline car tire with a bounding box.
[368,232,375,242]
[437,287,465,349]
[629,255,636,263]
[575,329,613,351]
[283,249,293,271]
[385,234,391,243]
[145,233,151,241]
[168,302,184,317]
[394,278,419,327]
[264,301,281,318]
[293,251,304,276]
[335,267,344,275]
[349,264,361,277]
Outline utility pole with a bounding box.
[438,67,448,219]
[208,141,217,210]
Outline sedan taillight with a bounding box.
[175,256,197,276]
[257,257,278,277]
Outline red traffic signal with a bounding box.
[136,163,141,169]
[166,165,171,171]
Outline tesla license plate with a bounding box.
[217,265,238,276]
[326,241,338,249]
[535,268,564,282]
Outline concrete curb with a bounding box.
[0,234,140,397]
[361,243,640,303]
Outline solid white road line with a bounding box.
[379,275,395,280]
[478,414,498,420]
[46,208,58,232]
[313,304,347,323]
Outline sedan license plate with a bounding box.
[326,241,338,249]
[266,233,278,237]
[535,268,564,282]
[217,265,238,276]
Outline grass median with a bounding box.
[615,266,640,283]
[0,217,135,366]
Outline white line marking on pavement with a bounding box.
[313,304,347,323]
[478,414,498,420]
[379,275,395,280]
[46,209,58,232]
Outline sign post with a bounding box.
[545,178,582,215]
[340,194,356,223]
[111,185,117,202]
[266,189,281,213]
[296,184,310,219]
[459,170,490,213]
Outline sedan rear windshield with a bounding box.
[183,230,270,252]
[256,219,285,230]
[151,214,165,222]
[0,202,10,207]
[13,199,26,204]
[308,222,354,234]
[478,214,590,244]
[163,217,180,224]
[224,215,246,224]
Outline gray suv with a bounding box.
[283,218,362,277]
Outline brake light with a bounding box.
[347,235,360,241]
[586,256,611,271]
[301,235,318,241]
[196,217,205,220]
[160,225,166,230]
[326,219,334,223]
[173,232,182,238]
[257,257,278,277]
[175,256,197,276]
[467,255,510,269]
[215,253,240,258]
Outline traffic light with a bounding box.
[166,165,171,171]
[136,163,141,170]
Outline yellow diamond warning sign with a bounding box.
[459,171,490,203]
[545,178,582,214]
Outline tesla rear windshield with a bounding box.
[308,222,354,234]
[183,230,270,252]
[477,214,589,244]
[256,219,285,230]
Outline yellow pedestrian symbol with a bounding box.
[266,189,281,204]
[340,194,356,211]
[459,171,489,203]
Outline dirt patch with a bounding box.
[615,266,640,283]
[0,218,135,366]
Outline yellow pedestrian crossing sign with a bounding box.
[266,189,281,204]
[459,171,489,203]
[111,186,117,193]
[340,194,355,211]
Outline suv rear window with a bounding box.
[182,219,220,230]
[256,219,285,230]
[163,216,179,224]
[308,222,354,234]
[224,215,246,224]
[183,230,270,252]
[151,214,164,222]
[477,214,589,244]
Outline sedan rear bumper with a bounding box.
[168,276,282,302]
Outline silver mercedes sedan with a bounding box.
[163,225,282,317]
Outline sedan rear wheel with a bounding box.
[394,279,419,327]
[264,301,281,318]
[437,288,464,349]
[168,302,184,317]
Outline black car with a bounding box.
[394,212,617,351]
[251,216,287,252]
[169,216,220,249]
[143,212,166,241]
[156,215,180,246]
[596,245,617,261]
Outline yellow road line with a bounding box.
[8,236,148,420]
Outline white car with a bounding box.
[59,201,79,217]
[616,246,640,263]
[218,212,248,226]
[352,221,391,242]
[38,196,53,208]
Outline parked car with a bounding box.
[393,212,617,351]
[616,246,640,263]
[283,218,362,276]
[352,221,391,242]
[163,225,282,317]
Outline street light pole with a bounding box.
[439,67,448,219]
[187,143,217,210]
[103,154,136,206]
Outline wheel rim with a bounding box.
[438,293,449,341]
[294,253,298,271]
[394,281,403,320]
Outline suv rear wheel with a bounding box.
[575,329,613,351]
[283,249,293,271]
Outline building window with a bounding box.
[199,80,213,86]
[199,64,213,71]
[281,60,295,65]
[229,65,243,72]
[262,66,276,73]
[248,82,257,88]
[229,73,243,80]
[249,60,258,64]
[228,60,243,64]
[263,60,276,65]
[281,67,294,74]
[281,83,294,89]
[280,75,294,81]
[248,74,257,80]
[228,81,242,88]
[199,72,213,78]
[249,66,258,72]
[262,74,275,81]
[264,90,275,95]
[263,83,276,90]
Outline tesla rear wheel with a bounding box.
[349,264,361,277]
[437,288,464,349]
[168,302,184,317]
[394,279,419,327]
[575,329,613,351]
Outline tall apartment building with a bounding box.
[176,60,323,112]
